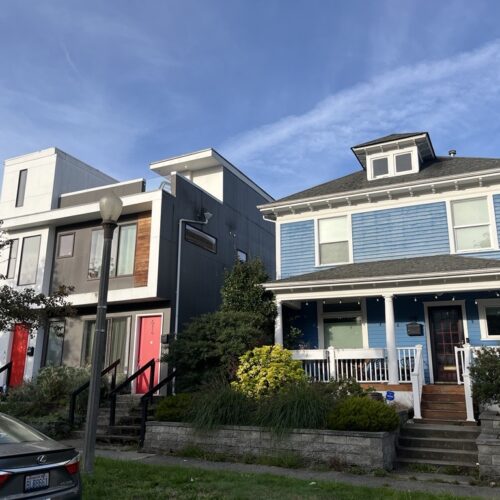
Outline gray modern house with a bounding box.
[0,147,274,391]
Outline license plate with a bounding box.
[25,472,49,492]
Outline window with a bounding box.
[368,147,418,180]
[15,169,27,207]
[450,198,492,252]
[18,235,41,285]
[318,216,350,265]
[88,224,136,279]
[6,239,18,279]
[82,317,131,373]
[478,300,500,340]
[237,249,247,262]
[185,224,217,253]
[57,233,75,258]
[321,301,366,349]
[45,321,65,366]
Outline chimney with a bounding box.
[448,149,456,157]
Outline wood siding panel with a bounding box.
[280,220,315,278]
[134,212,151,287]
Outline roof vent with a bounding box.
[448,149,456,157]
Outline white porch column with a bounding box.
[275,300,283,345]
[384,294,399,384]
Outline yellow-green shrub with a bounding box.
[231,345,307,399]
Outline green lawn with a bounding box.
[83,457,479,499]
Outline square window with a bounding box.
[485,306,500,337]
[237,249,247,262]
[372,157,389,177]
[57,233,75,258]
[395,153,413,173]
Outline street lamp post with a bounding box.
[82,193,123,474]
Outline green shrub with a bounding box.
[191,383,256,430]
[326,397,400,432]
[232,345,307,399]
[21,414,73,440]
[155,393,194,422]
[469,347,500,406]
[257,383,330,436]
[310,378,365,406]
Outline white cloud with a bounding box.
[221,39,500,198]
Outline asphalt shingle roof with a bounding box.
[274,156,500,204]
[269,255,500,285]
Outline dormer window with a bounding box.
[367,147,419,181]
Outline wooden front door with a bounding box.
[10,324,29,387]
[136,316,161,394]
[428,306,464,383]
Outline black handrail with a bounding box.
[68,358,121,426]
[139,369,177,447]
[108,359,155,427]
[0,362,12,394]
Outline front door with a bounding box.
[136,316,161,394]
[428,306,464,383]
[10,324,29,387]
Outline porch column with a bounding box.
[384,294,399,384]
[275,300,283,345]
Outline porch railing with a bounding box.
[454,345,479,422]
[292,346,419,384]
[410,345,424,419]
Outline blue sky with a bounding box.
[2,1,500,199]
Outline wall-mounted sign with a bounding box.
[406,322,423,336]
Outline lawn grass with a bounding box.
[82,457,480,499]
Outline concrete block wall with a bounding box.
[144,421,397,470]
[477,411,500,478]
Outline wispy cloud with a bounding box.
[222,39,500,198]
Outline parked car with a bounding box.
[0,412,81,498]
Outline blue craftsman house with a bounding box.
[259,132,500,423]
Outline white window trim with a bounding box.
[477,299,500,340]
[314,214,353,267]
[317,299,368,349]
[446,194,499,254]
[367,146,419,181]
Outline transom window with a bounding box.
[367,148,418,180]
[450,197,493,252]
[88,223,137,279]
[185,224,217,253]
[318,216,350,265]
[478,300,500,340]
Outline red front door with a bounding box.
[10,324,29,387]
[136,316,161,394]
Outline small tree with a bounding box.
[470,347,500,406]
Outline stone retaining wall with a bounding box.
[477,411,500,478]
[144,421,397,470]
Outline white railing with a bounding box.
[410,345,424,419]
[454,345,480,422]
[292,346,419,384]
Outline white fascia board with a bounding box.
[258,168,500,216]
[264,269,500,291]
[2,190,161,231]
[4,147,58,166]
[351,134,429,152]
[68,285,159,307]
[59,178,145,198]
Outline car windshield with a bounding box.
[0,413,46,444]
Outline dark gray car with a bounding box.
[0,412,81,499]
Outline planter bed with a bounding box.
[144,421,397,470]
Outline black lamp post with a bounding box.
[82,193,123,474]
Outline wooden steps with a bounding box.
[420,385,467,422]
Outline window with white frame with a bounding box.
[318,216,350,265]
[450,197,493,252]
[478,300,500,340]
[367,147,419,180]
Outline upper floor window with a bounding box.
[185,224,217,253]
[367,148,419,180]
[57,233,75,258]
[450,197,493,252]
[15,170,27,207]
[18,235,41,285]
[237,249,248,262]
[318,216,350,265]
[88,223,137,279]
[6,239,19,279]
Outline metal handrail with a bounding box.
[108,359,155,427]
[0,362,12,394]
[68,358,121,426]
[139,369,176,447]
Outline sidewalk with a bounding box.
[63,439,499,499]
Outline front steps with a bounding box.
[397,385,479,471]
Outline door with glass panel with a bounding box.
[82,317,131,375]
[323,314,363,349]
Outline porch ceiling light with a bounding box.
[99,192,123,223]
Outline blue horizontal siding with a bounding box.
[280,220,315,278]
[352,202,450,262]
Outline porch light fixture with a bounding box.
[83,192,123,474]
[414,297,417,302]
[496,292,500,297]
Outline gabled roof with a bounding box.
[352,133,428,149]
[267,255,500,287]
